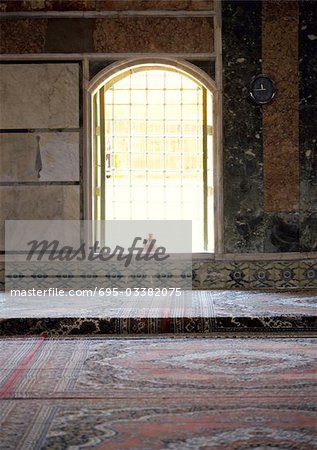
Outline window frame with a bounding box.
[85,57,222,255]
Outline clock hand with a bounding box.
[254,83,267,91]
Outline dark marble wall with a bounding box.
[299,0,317,252]
[222,0,264,252]
[222,0,316,253]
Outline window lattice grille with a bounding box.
[93,67,213,251]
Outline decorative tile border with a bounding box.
[193,259,316,290]
[299,260,317,288]
[2,258,317,291]
[274,262,300,289]
[249,262,275,289]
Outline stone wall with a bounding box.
[0,1,214,12]
[0,0,316,291]
[222,0,317,255]
[0,17,214,54]
[0,62,81,253]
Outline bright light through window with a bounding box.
[93,65,214,252]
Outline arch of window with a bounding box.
[90,60,217,252]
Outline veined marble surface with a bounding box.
[222,0,263,253]
[0,1,214,11]
[299,1,317,252]
[0,132,79,182]
[0,185,80,250]
[0,63,79,129]
[94,17,214,53]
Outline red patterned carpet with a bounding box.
[0,337,316,449]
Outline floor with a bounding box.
[0,337,316,449]
[1,290,316,448]
[0,290,316,335]
[1,290,317,318]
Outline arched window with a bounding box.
[90,61,216,252]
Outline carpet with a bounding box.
[0,337,316,449]
[0,290,316,335]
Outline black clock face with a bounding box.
[249,75,276,105]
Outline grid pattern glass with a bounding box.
[94,68,213,252]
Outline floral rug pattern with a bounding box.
[0,337,316,449]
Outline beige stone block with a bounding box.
[0,64,79,129]
[0,185,80,250]
[0,133,79,182]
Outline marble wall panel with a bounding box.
[262,0,299,212]
[45,1,98,10]
[94,17,214,53]
[222,0,315,254]
[299,0,317,252]
[263,212,300,253]
[1,15,215,54]
[0,1,214,11]
[45,19,94,53]
[0,63,79,129]
[299,2,317,108]
[300,212,317,252]
[0,1,95,12]
[94,1,214,10]
[222,0,263,253]
[300,123,317,213]
[0,19,47,54]
[0,185,80,251]
[0,1,46,11]
[0,132,79,182]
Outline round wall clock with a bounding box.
[249,74,276,105]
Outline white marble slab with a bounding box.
[0,63,79,129]
[0,185,80,250]
[0,132,79,181]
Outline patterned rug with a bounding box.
[0,337,316,449]
[0,290,316,335]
